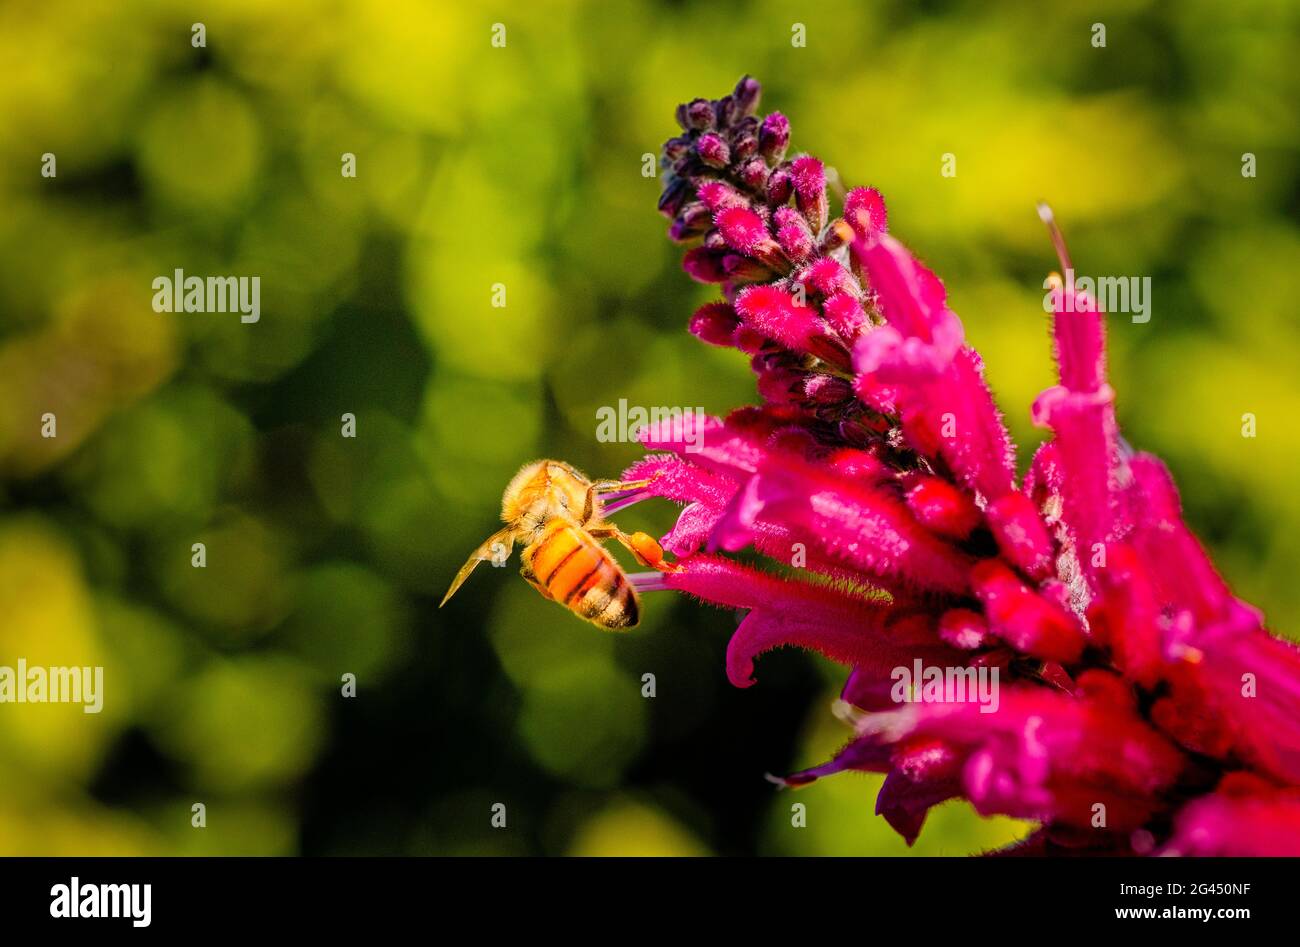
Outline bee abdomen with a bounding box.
[529,524,638,629]
[572,567,638,628]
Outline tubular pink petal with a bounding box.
[938,608,990,650]
[773,206,815,262]
[637,411,768,479]
[986,492,1055,581]
[782,734,892,786]
[662,554,940,687]
[852,233,953,341]
[1126,453,1232,622]
[710,454,977,595]
[971,560,1086,663]
[1162,774,1300,856]
[904,475,981,541]
[1032,382,1120,593]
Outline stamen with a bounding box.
[628,571,674,593]
[600,489,649,515]
[1036,202,1073,274]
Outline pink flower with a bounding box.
[621,76,1300,854]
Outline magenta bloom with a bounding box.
[618,76,1300,855]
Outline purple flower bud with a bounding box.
[663,136,690,161]
[669,201,712,242]
[688,302,741,347]
[714,95,735,129]
[682,246,727,283]
[695,133,730,169]
[732,75,762,117]
[731,130,758,160]
[766,166,793,206]
[759,113,790,163]
[685,98,715,131]
[722,253,773,282]
[657,177,689,219]
[738,157,769,191]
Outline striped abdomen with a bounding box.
[524,521,639,629]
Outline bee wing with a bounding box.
[439,527,517,607]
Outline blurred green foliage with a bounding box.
[0,0,1296,855]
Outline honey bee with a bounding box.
[440,460,679,629]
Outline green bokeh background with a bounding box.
[0,0,1295,855]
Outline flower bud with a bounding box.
[685,98,715,130]
[759,113,790,164]
[696,133,730,169]
[732,75,762,117]
[766,166,793,205]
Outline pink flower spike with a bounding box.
[625,77,1300,852]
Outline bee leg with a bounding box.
[591,525,682,573]
[581,477,655,522]
[439,528,516,607]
